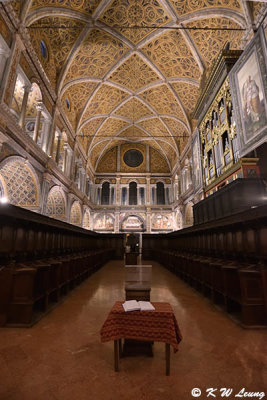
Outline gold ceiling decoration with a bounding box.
[19,0,262,170]
[109,53,161,91]
[114,98,151,120]
[168,0,242,17]
[99,0,172,44]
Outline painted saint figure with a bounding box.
[242,75,263,123]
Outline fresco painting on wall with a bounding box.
[237,51,266,140]
[230,29,267,152]
[94,214,114,231]
[121,215,144,231]
[152,214,172,231]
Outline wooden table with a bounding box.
[100,301,182,375]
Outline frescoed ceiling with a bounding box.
[13,0,266,171]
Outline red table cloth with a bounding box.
[100,301,182,352]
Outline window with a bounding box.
[101,182,110,205]
[139,187,145,205]
[156,182,165,205]
[129,182,137,205]
[66,98,70,110]
[40,40,48,59]
[121,187,127,205]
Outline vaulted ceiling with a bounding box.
[16,0,265,171]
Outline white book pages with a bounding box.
[122,300,141,312]
[138,301,155,311]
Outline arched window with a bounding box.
[129,182,137,205]
[101,182,110,205]
[121,187,127,205]
[156,182,165,205]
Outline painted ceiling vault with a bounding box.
[15,0,265,171]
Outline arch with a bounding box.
[120,214,145,232]
[83,208,90,230]
[184,203,194,227]
[70,201,82,225]
[46,185,66,220]
[0,156,40,208]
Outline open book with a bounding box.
[122,300,155,312]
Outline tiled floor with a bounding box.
[0,260,266,400]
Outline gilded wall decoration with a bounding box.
[159,141,177,168]
[169,0,241,17]
[118,126,148,139]
[250,2,266,22]
[120,143,146,172]
[30,0,101,15]
[96,147,117,173]
[81,85,129,123]
[20,54,34,81]
[162,117,188,152]
[10,1,21,18]
[0,159,38,207]
[99,0,171,44]
[138,118,172,139]
[150,147,170,173]
[91,118,128,148]
[0,14,12,46]
[70,201,82,225]
[29,17,85,89]
[61,82,97,130]
[114,98,151,120]
[46,186,66,220]
[171,82,200,116]
[64,29,129,83]
[109,54,160,91]
[141,30,201,80]
[139,84,186,123]
[80,117,105,149]
[187,18,243,69]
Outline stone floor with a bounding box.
[0,260,266,400]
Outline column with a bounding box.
[115,211,120,233]
[47,106,58,156]
[18,85,31,128]
[40,172,52,214]
[41,117,52,153]
[146,210,151,233]
[33,102,43,143]
[146,177,150,205]
[63,143,68,174]
[116,176,120,205]
[55,133,62,164]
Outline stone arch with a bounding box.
[184,202,194,227]
[83,208,90,229]
[70,200,82,225]
[46,185,66,220]
[120,214,145,232]
[0,156,40,208]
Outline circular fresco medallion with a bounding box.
[123,149,143,168]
